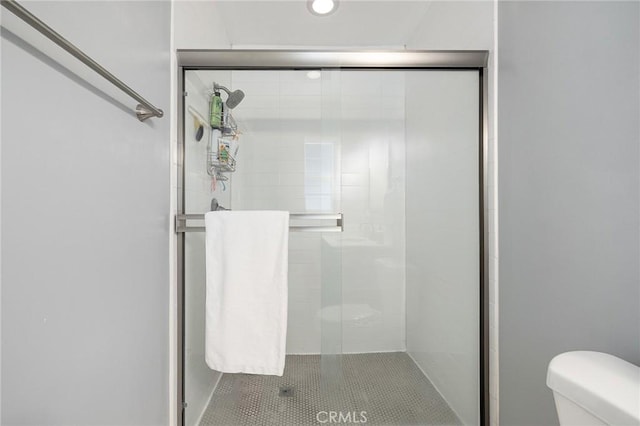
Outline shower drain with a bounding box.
[278,386,295,397]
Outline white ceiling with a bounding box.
[214,1,433,48]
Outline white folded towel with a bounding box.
[204,210,289,376]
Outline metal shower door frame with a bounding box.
[176,50,490,426]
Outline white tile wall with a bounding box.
[405,71,481,426]
[199,70,409,354]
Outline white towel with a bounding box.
[204,210,289,376]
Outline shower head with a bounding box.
[215,84,245,109]
[226,89,245,109]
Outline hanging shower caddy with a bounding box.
[207,137,237,180]
[207,83,243,181]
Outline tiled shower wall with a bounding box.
[228,70,407,354]
[405,71,481,426]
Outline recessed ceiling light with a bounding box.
[307,70,321,80]
[308,0,338,16]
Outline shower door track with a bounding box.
[176,50,490,426]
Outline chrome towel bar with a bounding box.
[2,0,164,121]
[175,213,343,233]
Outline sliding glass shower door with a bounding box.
[181,68,346,425]
[179,63,483,426]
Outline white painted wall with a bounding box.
[173,0,230,50]
[1,1,171,424]
[406,1,494,51]
[405,71,480,426]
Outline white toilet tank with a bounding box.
[547,351,640,426]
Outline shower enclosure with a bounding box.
[176,51,489,426]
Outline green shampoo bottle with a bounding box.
[210,89,223,129]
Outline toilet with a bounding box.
[547,351,640,425]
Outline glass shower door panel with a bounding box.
[405,70,480,425]
[335,70,407,355]
[318,69,343,391]
[323,69,479,426]
[226,70,343,363]
[181,66,481,426]
[226,68,345,417]
[183,70,233,426]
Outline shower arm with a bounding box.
[214,83,232,96]
[214,84,237,105]
[212,83,245,109]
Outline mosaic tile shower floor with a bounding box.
[199,352,463,426]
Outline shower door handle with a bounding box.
[175,213,343,233]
